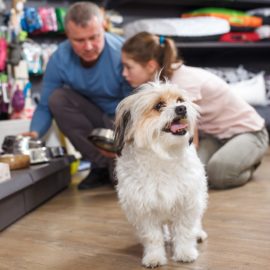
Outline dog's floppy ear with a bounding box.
[114,109,132,155]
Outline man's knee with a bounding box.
[48,88,67,111]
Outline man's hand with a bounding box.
[21,131,39,139]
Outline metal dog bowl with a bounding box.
[2,135,44,154]
[88,128,118,153]
[29,147,51,164]
[48,146,66,158]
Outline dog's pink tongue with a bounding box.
[170,123,188,133]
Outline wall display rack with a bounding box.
[11,0,270,70]
[109,0,270,70]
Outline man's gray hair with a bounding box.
[64,1,103,29]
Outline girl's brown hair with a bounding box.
[122,32,182,80]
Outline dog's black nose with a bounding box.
[175,105,186,116]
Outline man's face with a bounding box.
[66,17,105,64]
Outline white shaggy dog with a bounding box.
[114,81,208,268]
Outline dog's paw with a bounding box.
[197,230,208,243]
[142,250,167,268]
[172,246,198,263]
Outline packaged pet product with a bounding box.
[182,7,262,31]
[0,162,11,183]
[0,38,7,71]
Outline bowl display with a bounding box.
[88,128,118,153]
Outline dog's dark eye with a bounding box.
[177,97,184,103]
[154,101,165,111]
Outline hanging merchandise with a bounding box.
[11,0,26,34]
[9,8,21,34]
[21,7,42,33]
[38,7,58,33]
[55,7,67,33]
[22,82,35,119]
[13,60,29,90]
[11,85,24,113]
[0,37,7,71]
[22,42,43,75]
[41,43,58,72]
[8,41,22,66]
[0,0,6,12]
[0,73,9,120]
[7,9,24,66]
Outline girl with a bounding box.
[121,31,269,189]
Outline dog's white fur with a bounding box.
[114,81,208,268]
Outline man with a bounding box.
[24,2,131,189]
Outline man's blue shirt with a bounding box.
[30,32,131,137]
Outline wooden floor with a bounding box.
[0,150,270,270]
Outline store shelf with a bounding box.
[176,41,270,49]
[109,0,270,11]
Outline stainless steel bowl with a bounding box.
[2,135,44,155]
[29,147,50,164]
[88,128,118,153]
[48,146,66,158]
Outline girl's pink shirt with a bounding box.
[171,65,264,139]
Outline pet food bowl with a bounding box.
[88,128,118,153]
[0,154,30,170]
[48,146,66,158]
[28,147,51,165]
[2,135,44,154]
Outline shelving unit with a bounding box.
[111,1,270,70]
[4,0,270,91]
[176,41,270,49]
[176,41,270,69]
[108,0,270,11]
